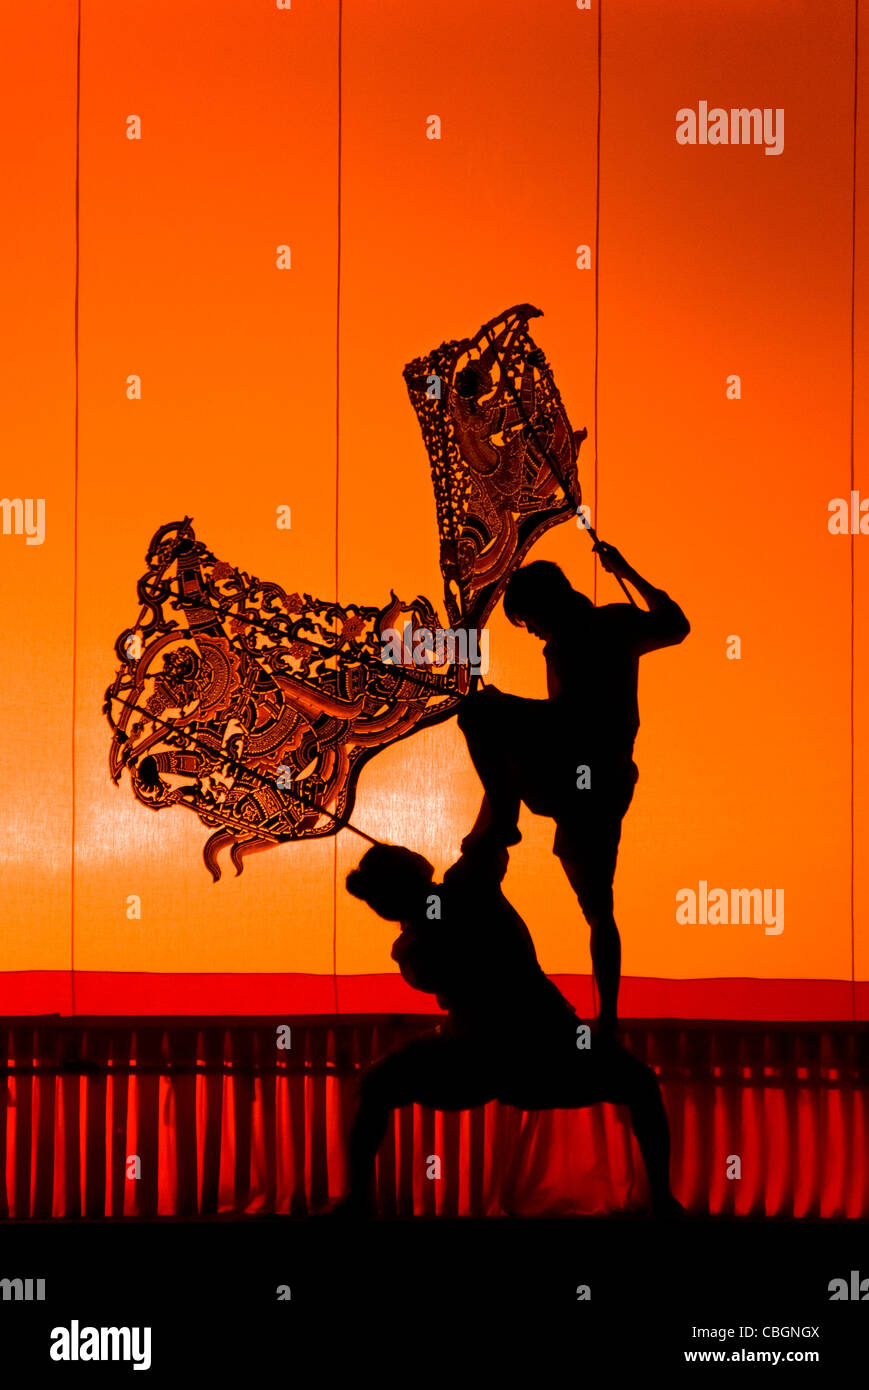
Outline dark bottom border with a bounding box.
[1,1215,865,1369]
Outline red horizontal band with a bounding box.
[0,971,864,1019]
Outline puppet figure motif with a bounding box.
[105,306,584,878]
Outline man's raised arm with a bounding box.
[593,540,690,651]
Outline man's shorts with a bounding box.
[552,759,639,872]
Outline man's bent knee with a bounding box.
[601,1049,659,1104]
[621,1055,661,1102]
[586,903,618,935]
[358,1057,409,1110]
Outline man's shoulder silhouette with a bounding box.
[550,592,689,659]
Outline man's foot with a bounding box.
[651,1194,687,1220]
[312,1197,372,1220]
[594,1015,620,1045]
[460,824,521,854]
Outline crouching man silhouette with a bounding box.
[334,839,684,1218]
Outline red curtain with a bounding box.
[2,1020,865,1220]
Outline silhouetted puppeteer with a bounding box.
[458,545,689,1033]
[338,840,684,1218]
[104,305,588,877]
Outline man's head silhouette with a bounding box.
[346,844,435,920]
[503,561,591,640]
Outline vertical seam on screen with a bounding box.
[590,0,603,1022]
[71,0,82,1016]
[332,0,343,1016]
[849,0,858,1022]
[593,0,602,614]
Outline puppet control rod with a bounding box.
[107,693,383,850]
[578,513,637,605]
[492,342,637,606]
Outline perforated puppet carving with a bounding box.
[104,305,586,879]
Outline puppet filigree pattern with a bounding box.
[106,306,587,877]
[403,303,585,627]
[105,520,469,879]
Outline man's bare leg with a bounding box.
[457,695,523,849]
[607,1049,684,1216]
[559,854,621,1035]
[589,913,621,1036]
[344,1091,391,1214]
[338,1039,495,1213]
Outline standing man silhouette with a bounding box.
[457,540,690,1036]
